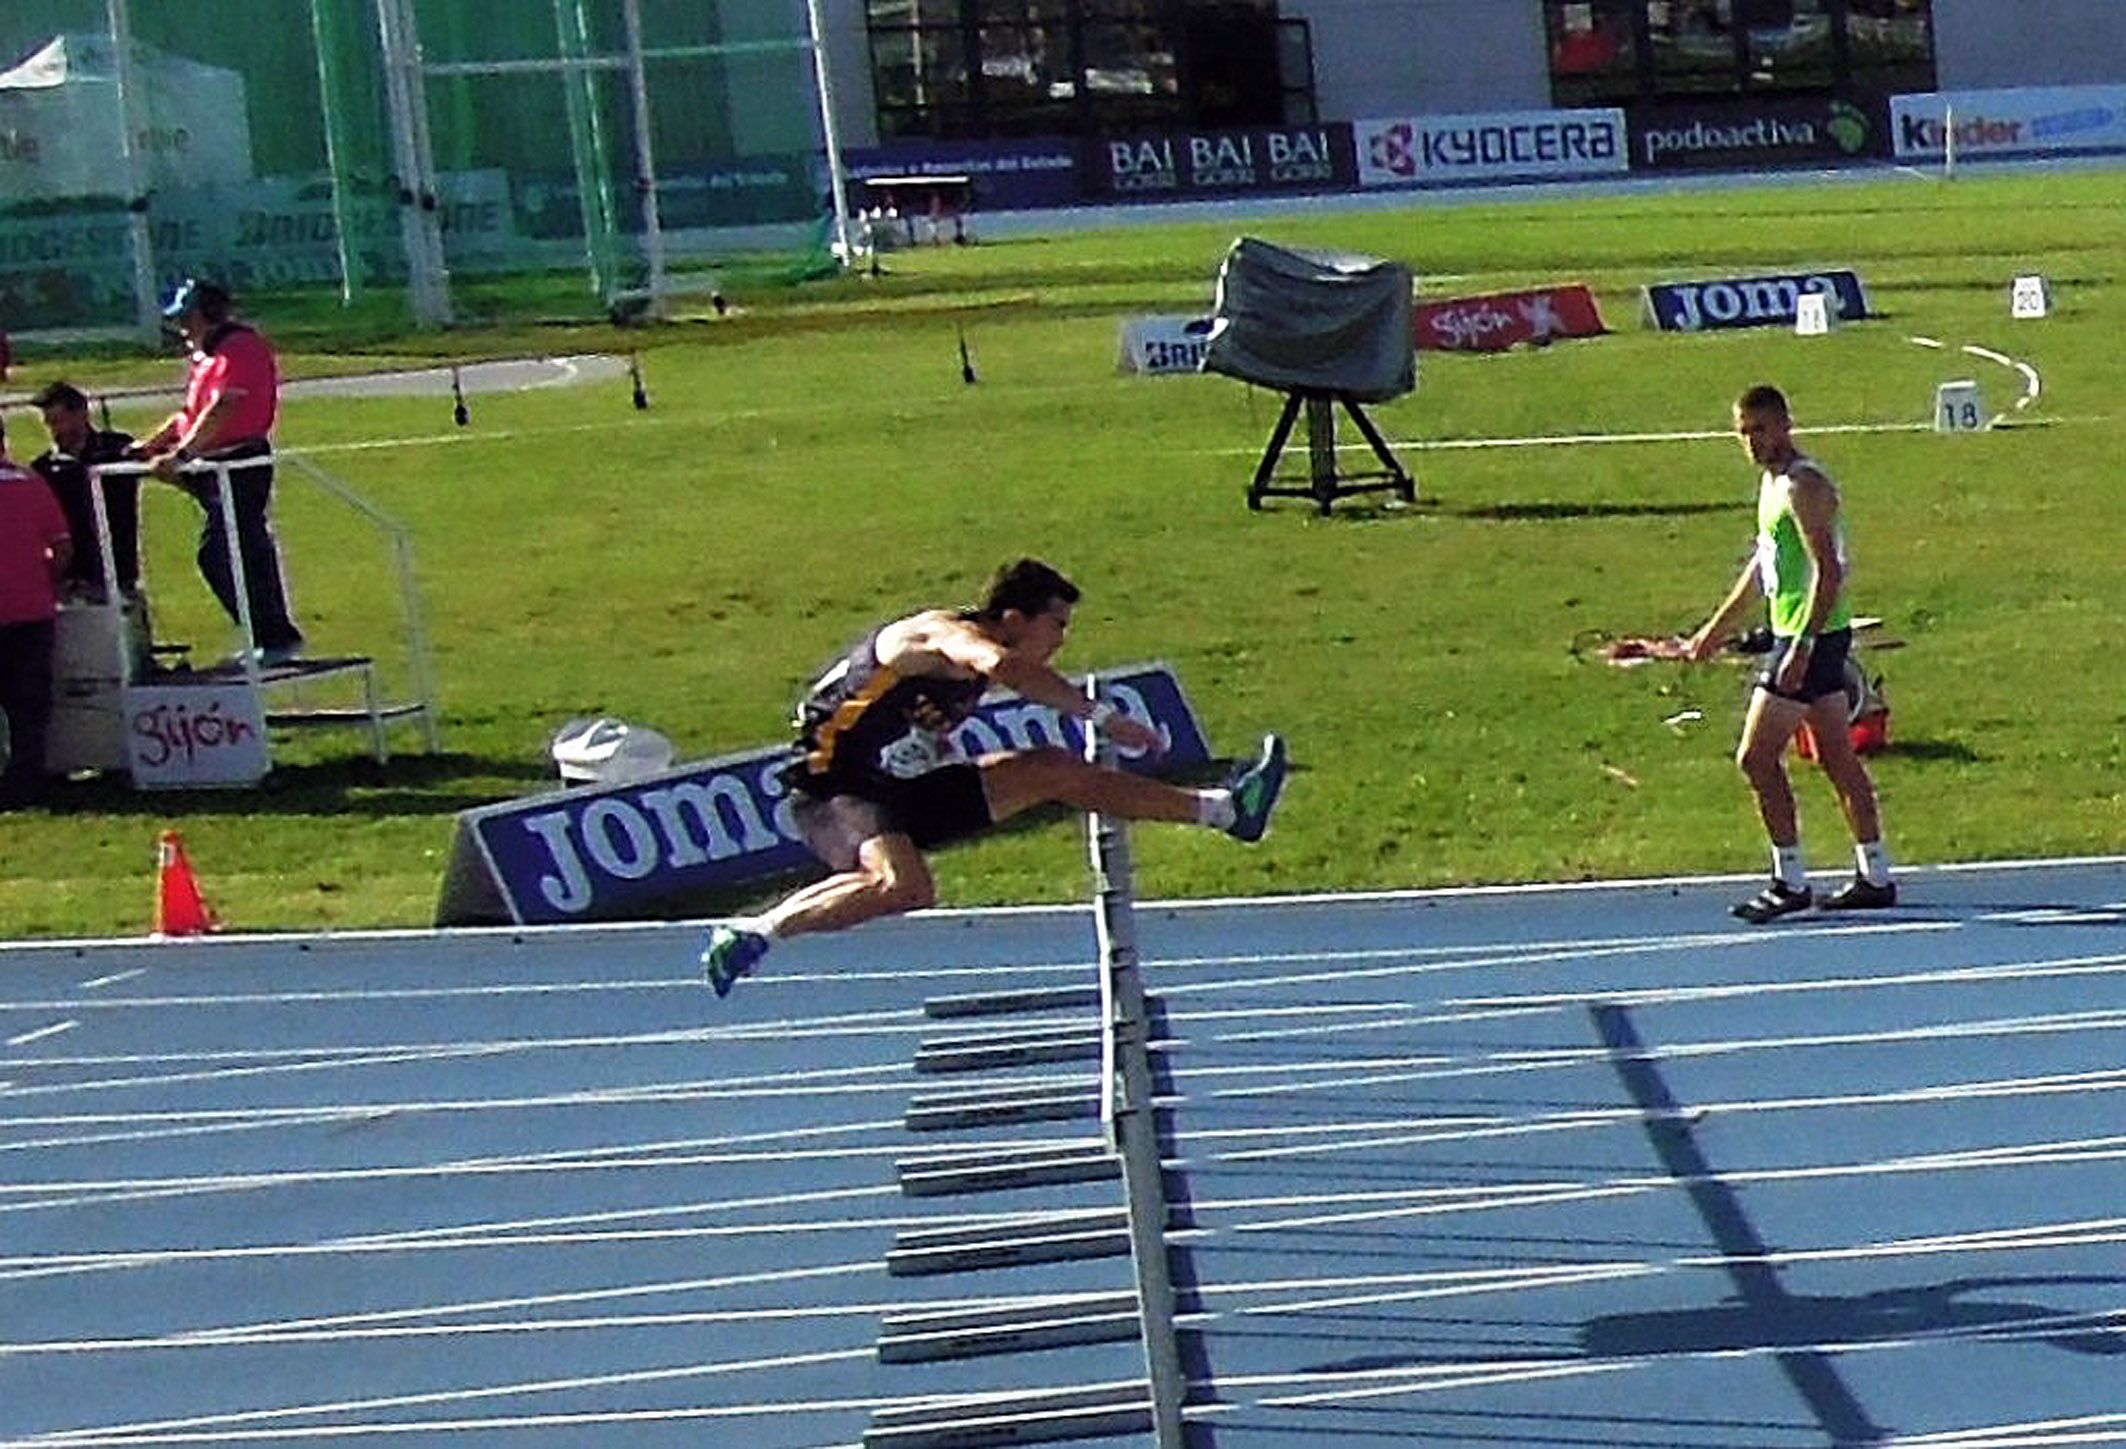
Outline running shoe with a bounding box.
[701,925,768,997]
[1226,733,1290,843]
[1733,881,1814,924]
[1820,875,1897,911]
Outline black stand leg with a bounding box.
[1246,391,1417,514]
[1248,393,1306,511]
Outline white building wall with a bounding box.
[1285,0,1550,120]
[816,0,2126,152]
[1931,0,2126,88]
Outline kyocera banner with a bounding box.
[1890,86,2126,160]
[435,664,1212,926]
[1415,285,1607,352]
[1355,109,1627,187]
[1084,124,1355,199]
[1629,94,1886,170]
[1642,270,1870,331]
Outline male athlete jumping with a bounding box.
[701,558,1288,993]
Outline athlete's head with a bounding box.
[976,557,1080,661]
[1734,383,1795,468]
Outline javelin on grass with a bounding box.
[958,325,977,385]
[629,352,650,410]
[451,365,470,426]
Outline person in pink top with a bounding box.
[137,279,304,665]
[0,412,74,805]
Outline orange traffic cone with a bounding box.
[154,830,219,938]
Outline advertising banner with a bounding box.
[122,683,270,789]
[1629,94,1886,170]
[842,137,1082,211]
[1643,269,1870,331]
[1083,124,1355,200]
[437,664,1213,927]
[1890,86,2126,160]
[1415,284,1606,351]
[1355,109,1627,188]
[1117,315,1215,374]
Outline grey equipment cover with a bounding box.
[1202,237,1416,403]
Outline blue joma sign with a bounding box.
[436,664,1212,926]
[1643,269,1870,331]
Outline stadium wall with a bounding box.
[1932,0,2126,89]
[819,0,2126,150]
[1282,0,1550,125]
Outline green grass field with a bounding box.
[4,166,2122,939]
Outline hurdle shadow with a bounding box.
[1583,1274,2126,1359]
[1593,1001,1890,1446]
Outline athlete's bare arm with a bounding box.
[1787,465,1846,636]
[875,610,1161,752]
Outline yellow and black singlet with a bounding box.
[788,624,989,795]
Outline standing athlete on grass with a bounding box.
[701,558,1289,994]
[1687,384,1896,924]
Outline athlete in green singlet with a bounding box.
[1687,384,1897,924]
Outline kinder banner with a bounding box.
[1891,85,2126,160]
[1415,284,1606,351]
[436,664,1213,927]
[1084,124,1355,199]
[1117,315,1214,374]
[1355,108,1626,188]
[1643,269,1869,331]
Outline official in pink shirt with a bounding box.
[139,279,304,665]
[0,412,73,804]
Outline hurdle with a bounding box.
[1084,683,1190,1448]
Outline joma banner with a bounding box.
[437,664,1212,926]
[1643,269,1870,331]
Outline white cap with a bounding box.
[550,716,675,785]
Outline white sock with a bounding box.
[738,916,780,942]
[1196,790,1237,830]
[1772,844,1808,891]
[1855,840,1892,887]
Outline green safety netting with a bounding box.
[0,0,838,340]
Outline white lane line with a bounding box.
[0,1138,934,1206]
[1160,920,1965,1000]
[0,1037,920,1103]
[5,1021,77,1048]
[1963,342,2044,411]
[159,1280,1126,1352]
[2,1234,892,1286]
[75,969,145,991]
[1189,1135,2126,1235]
[1461,944,2126,1011]
[1889,1412,2126,1446]
[0,1103,914,1164]
[10,1345,892,1445]
[4,1286,1134,1354]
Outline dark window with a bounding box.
[1545,0,1933,104]
[867,0,1312,140]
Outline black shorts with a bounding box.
[787,763,993,871]
[1755,627,1854,705]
